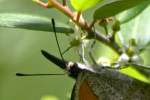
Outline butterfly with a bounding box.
[16,18,150,100]
[41,18,150,100]
[41,49,150,100]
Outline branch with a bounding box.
[33,0,121,54]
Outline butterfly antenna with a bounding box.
[16,73,65,76]
[51,18,66,65]
[16,18,67,77]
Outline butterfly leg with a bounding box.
[78,43,89,65]
[88,40,98,66]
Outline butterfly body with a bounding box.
[42,50,150,100]
[73,68,150,100]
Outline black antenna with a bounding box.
[16,73,65,76]
[51,18,66,65]
[16,18,67,77]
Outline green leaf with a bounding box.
[0,13,74,34]
[117,0,150,24]
[71,0,102,11]
[120,66,150,83]
[94,0,148,20]
[116,5,150,83]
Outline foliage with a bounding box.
[71,0,102,11]
[1,0,150,99]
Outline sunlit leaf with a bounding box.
[120,66,150,83]
[41,95,59,100]
[0,13,74,34]
[94,0,148,20]
[70,0,102,11]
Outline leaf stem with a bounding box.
[62,0,66,6]
[34,0,121,54]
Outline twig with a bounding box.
[62,0,66,6]
[33,0,121,54]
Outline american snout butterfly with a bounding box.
[41,49,150,100]
[16,18,150,100]
[41,18,150,100]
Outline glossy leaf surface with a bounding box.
[94,0,148,20]
[117,0,150,24]
[71,0,102,11]
[0,13,74,34]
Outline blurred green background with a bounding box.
[1,0,150,100]
[0,0,76,100]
